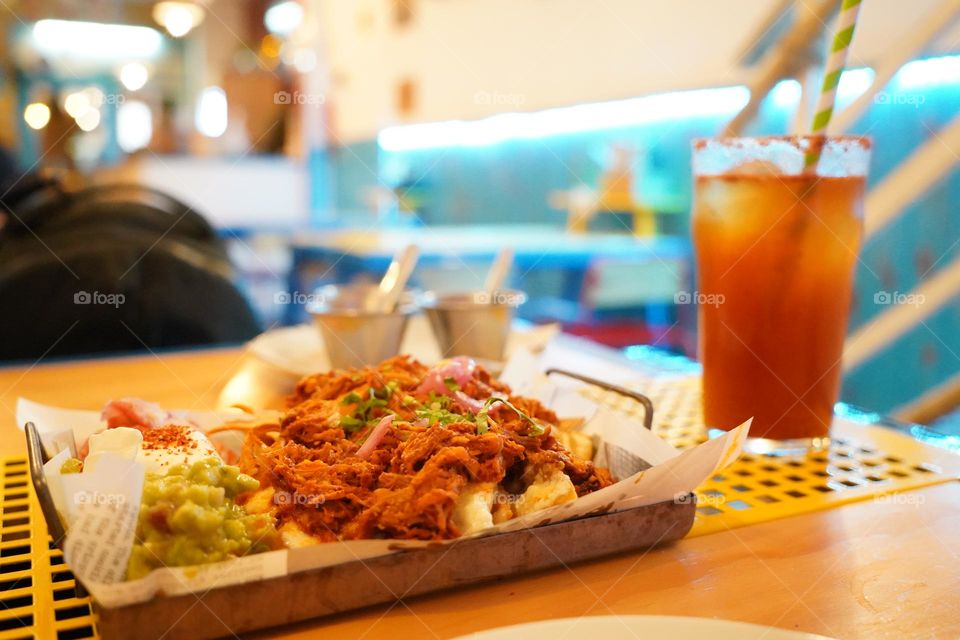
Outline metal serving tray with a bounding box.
[27,370,694,640]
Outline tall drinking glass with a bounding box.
[691,136,871,454]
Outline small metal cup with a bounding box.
[307,284,417,369]
[421,289,527,361]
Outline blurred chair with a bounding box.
[0,175,261,361]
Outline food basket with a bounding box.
[24,369,723,640]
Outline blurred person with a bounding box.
[0,161,261,361]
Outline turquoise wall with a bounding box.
[843,71,960,413]
[320,59,960,415]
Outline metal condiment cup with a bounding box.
[307,284,417,369]
[421,289,527,362]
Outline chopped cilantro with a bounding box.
[339,415,364,433]
[426,392,452,409]
[340,385,394,428]
[415,403,469,427]
[475,412,489,435]
[341,392,362,405]
[475,397,546,436]
[409,394,546,437]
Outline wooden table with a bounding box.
[2,349,958,640]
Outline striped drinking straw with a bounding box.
[804,0,864,170]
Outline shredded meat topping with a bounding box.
[239,355,613,541]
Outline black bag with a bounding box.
[0,176,261,361]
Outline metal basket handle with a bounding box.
[25,422,87,597]
[545,368,654,430]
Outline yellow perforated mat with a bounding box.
[590,374,958,537]
[3,375,957,638]
[0,458,96,640]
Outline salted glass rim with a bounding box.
[692,134,871,148]
[692,135,872,177]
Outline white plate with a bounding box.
[455,615,834,640]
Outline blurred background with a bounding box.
[1,0,959,427]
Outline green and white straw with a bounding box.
[804,0,863,169]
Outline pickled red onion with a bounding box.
[415,356,477,395]
[453,390,484,413]
[357,414,395,459]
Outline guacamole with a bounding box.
[127,457,278,580]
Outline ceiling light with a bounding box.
[153,2,205,38]
[24,103,51,130]
[119,62,149,91]
[63,91,91,119]
[32,19,163,61]
[265,1,304,36]
[118,101,153,152]
[293,48,316,73]
[378,86,751,152]
[76,108,101,132]
[195,86,227,138]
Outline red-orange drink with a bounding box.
[692,137,870,448]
